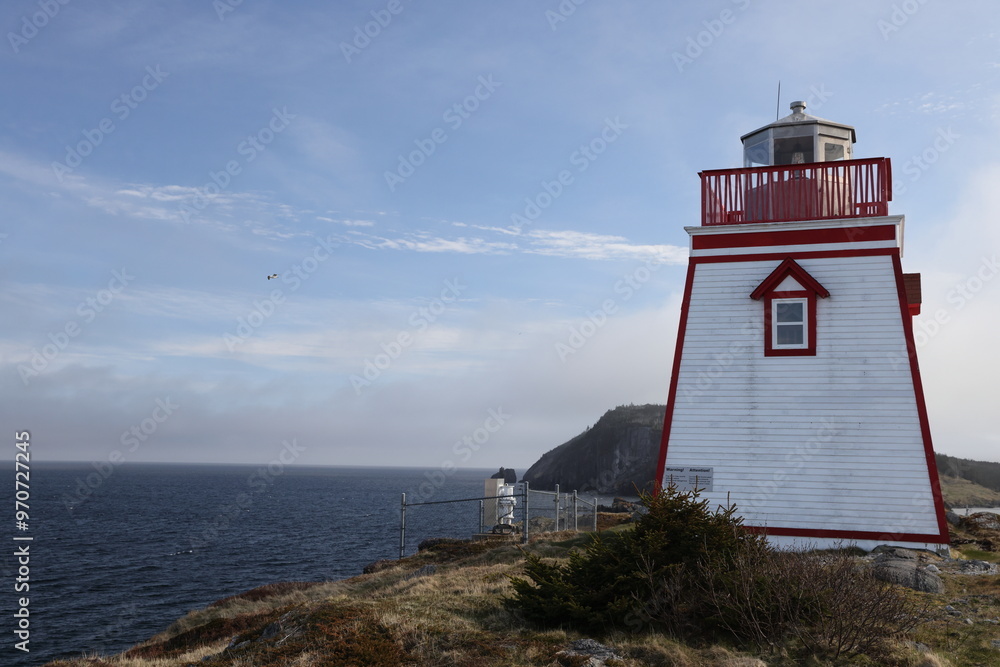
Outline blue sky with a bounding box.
[2,0,998,470]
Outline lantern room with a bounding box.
[741,100,856,167]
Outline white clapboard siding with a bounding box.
[663,251,942,538]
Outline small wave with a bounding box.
[168,549,194,556]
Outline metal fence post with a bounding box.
[554,484,560,532]
[593,496,598,532]
[479,500,484,534]
[573,490,578,531]
[399,493,406,560]
[522,481,529,544]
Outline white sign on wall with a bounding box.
[662,466,714,492]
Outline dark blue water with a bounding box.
[0,463,496,666]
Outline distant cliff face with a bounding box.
[522,404,665,495]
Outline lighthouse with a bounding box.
[655,101,949,551]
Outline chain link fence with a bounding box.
[399,482,599,557]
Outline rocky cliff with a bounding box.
[522,404,665,495]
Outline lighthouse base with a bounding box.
[762,533,950,555]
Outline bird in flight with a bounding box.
[267,274,278,280]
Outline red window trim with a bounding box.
[751,258,828,358]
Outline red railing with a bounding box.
[700,157,892,226]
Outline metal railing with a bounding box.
[700,157,891,226]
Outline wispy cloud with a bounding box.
[0,149,316,241]
[451,221,523,236]
[342,225,687,262]
[348,231,517,254]
[318,216,375,227]
[525,229,687,262]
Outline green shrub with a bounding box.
[507,486,764,633]
[509,486,924,661]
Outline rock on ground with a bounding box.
[963,511,1000,533]
[871,549,945,594]
[553,639,623,667]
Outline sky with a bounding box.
[1,0,998,472]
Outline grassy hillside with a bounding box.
[937,453,1000,502]
[44,530,1000,667]
[939,474,1000,509]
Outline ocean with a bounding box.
[0,463,504,666]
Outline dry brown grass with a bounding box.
[42,533,987,667]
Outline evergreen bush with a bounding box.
[508,485,923,660]
[507,485,764,633]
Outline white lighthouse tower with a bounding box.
[655,101,949,551]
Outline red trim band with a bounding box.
[691,224,897,250]
[655,261,697,488]
[692,247,897,265]
[890,253,950,541]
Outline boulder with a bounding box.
[958,559,997,574]
[872,546,919,560]
[553,639,623,667]
[872,557,944,593]
[963,512,1000,533]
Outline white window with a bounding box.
[772,298,808,349]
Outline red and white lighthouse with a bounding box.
[655,101,949,551]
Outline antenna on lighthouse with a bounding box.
[775,81,781,121]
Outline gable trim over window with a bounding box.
[751,258,829,357]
